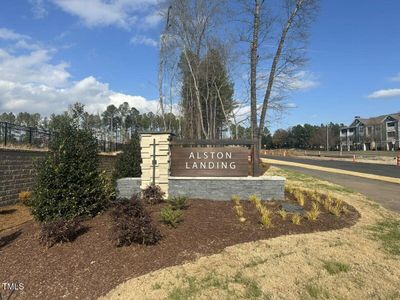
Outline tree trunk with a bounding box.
[250,0,261,176]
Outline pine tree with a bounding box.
[113,133,142,180]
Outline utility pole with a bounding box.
[326,125,329,151]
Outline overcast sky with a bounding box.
[0,0,399,131]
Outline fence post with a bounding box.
[4,122,7,146]
[29,127,33,145]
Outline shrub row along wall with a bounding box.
[0,148,117,206]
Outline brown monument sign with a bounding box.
[170,147,250,177]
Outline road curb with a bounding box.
[261,158,400,185]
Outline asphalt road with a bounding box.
[261,155,400,178]
[275,166,400,213]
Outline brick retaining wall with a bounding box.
[0,148,117,206]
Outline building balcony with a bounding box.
[386,127,395,132]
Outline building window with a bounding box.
[387,122,395,127]
[388,132,395,138]
[359,126,364,133]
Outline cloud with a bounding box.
[367,88,400,99]
[284,102,298,108]
[130,35,158,47]
[389,73,400,82]
[0,48,70,87]
[0,28,30,41]
[282,71,319,90]
[51,0,161,29]
[0,29,161,116]
[29,0,48,19]
[0,76,161,116]
[258,70,319,92]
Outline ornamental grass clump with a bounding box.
[249,194,262,210]
[277,209,287,220]
[142,185,165,205]
[306,202,320,221]
[231,195,246,223]
[259,207,273,228]
[256,203,273,228]
[110,195,161,246]
[160,206,183,228]
[18,191,31,204]
[294,190,306,207]
[291,213,302,225]
[285,185,295,196]
[323,193,343,217]
[231,195,241,206]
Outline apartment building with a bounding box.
[340,113,400,151]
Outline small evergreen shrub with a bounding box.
[112,134,142,180]
[39,218,86,247]
[160,206,183,228]
[110,195,161,246]
[31,117,112,222]
[165,196,188,210]
[142,185,165,205]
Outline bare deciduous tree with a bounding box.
[246,0,318,174]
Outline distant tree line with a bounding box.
[266,123,344,150]
[0,102,182,142]
[0,106,343,150]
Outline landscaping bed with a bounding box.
[0,197,359,300]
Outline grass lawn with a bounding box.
[101,167,400,300]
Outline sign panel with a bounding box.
[170,147,250,177]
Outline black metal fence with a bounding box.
[0,122,124,152]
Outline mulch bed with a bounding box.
[0,198,360,300]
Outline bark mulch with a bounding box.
[0,199,359,300]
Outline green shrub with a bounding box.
[165,195,188,210]
[112,133,141,180]
[39,218,87,247]
[142,185,165,205]
[110,195,161,246]
[30,117,112,222]
[160,206,183,228]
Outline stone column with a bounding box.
[140,133,171,195]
